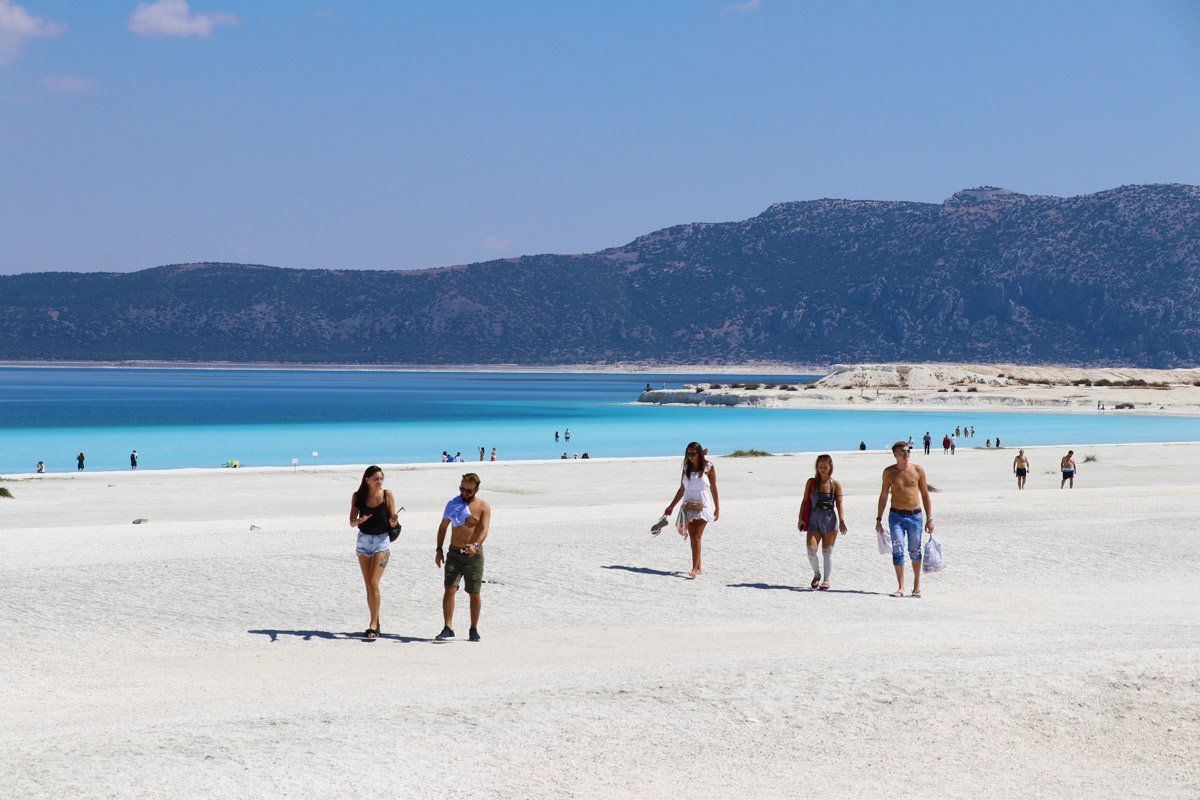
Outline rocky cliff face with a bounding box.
[2,184,1198,366]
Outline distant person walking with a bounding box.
[435,472,491,642]
[1060,450,1078,489]
[663,441,719,579]
[76,452,85,471]
[130,450,138,470]
[875,441,934,598]
[798,454,847,590]
[349,465,399,640]
[950,435,957,455]
[922,431,932,455]
[1013,449,1030,490]
[942,435,951,455]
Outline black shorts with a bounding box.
[1016,468,1027,477]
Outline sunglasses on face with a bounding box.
[459,486,475,493]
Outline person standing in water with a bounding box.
[1013,449,1030,490]
[663,442,719,579]
[435,472,491,642]
[875,442,934,598]
[797,454,847,590]
[76,452,85,471]
[349,465,399,639]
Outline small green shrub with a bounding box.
[743,383,760,390]
[1115,402,1134,409]
[729,383,744,389]
[763,383,777,389]
[728,448,772,457]
[1083,454,1098,463]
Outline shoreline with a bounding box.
[5,440,1191,480]
[0,359,825,375]
[637,362,1200,417]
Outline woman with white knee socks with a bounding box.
[797,454,847,590]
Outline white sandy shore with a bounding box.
[2,447,1198,799]
[641,363,1200,416]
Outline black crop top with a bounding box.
[357,492,390,535]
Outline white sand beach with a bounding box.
[642,363,1200,415]
[2,445,1198,799]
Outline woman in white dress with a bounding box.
[663,441,720,578]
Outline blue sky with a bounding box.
[2,0,1198,274]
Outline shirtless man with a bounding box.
[875,441,934,598]
[1013,449,1030,490]
[434,472,491,641]
[1060,450,1077,489]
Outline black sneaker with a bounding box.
[468,628,481,642]
[435,626,455,640]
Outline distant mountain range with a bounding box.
[2,184,1198,367]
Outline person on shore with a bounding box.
[942,434,951,455]
[36,460,45,474]
[479,447,485,462]
[923,431,932,455]
[435,472,491,642]
[441,451,450,463]
[950,435,957,455]
[130,450,138,470]
[986,439,991,448]
[76,452,85,471]
[663,441,720,579]
[1060,450,1078,489]
[875,441,934,598]
[907,436,916,451]
[995,436,1001,448]
[490,448,497,462]
[1013,449,1030,490]
[859,441,867,451]
[798,454,847,590]
[349,465,399,640]
[561,452,568,459]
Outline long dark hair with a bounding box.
[355,465,383,509]
[682,441,707,478]
[812,454,834,491]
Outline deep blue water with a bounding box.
[0,367,1194,473]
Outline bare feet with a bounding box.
[688,568,702,579]
[890,590,905,598]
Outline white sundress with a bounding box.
[676,462,716,535]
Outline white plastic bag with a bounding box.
[922,534,946,573]
[876,528,891,555]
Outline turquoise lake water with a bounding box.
[0,367,1195,473]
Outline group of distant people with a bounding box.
[442,449,498,463]
[1011,449,1079,489]
[35,450,138,473]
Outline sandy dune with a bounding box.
[2,445,1197,799]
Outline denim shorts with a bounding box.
[355,532,390,557]
[889,511,923,567]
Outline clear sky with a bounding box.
[2,0,1199,274]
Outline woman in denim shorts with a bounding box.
[350,465,399,639]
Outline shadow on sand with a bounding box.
[725,582,887,596]
[601,564,688,579]
[248,629,435,643]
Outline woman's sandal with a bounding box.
[364,627,379,640]
[819,581,830,591]
[810,574,821,589]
